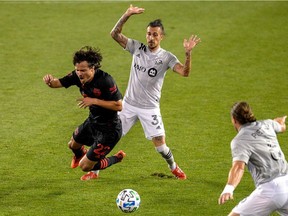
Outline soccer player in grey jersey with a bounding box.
[219,101,288,216]
[111,5,201,179]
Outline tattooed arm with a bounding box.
[110,5,145,48]
[173,35,201,77]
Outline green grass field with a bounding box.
[1,1,288,215]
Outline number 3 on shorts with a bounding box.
[151,115,159,126]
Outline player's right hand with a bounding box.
[43,74,54,86]
[218,192,234,205]
[126,4,145,16]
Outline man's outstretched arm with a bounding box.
[43,74,63,88]
[110,5,145,48]
[173,35,201,77]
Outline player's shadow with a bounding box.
[151,172,174,179]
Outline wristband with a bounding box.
[221,184,235,195]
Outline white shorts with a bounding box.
[118,100,165,140]
[232,175,288,216]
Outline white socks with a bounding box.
[155,144,176,170]
[91,170,100,175]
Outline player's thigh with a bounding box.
[232,185,276,216]
[278,197,288,216]
[274,175,288,216]
[275,193,288,216]
[119,102,138,136]
[72,118,94,146]
[138,107,165,140]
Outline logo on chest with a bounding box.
[134,63,158,77]
[93,88,102,97]
[148,68,157,77]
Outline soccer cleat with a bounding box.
[114,150,126,162]
[80,171,99,181]
[71,146,87,169]
[171,164,187,180]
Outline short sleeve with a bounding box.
[167,52,180,70]
[231,139,251,164]
[269,119,282,133]
[125,38,141,55]
[59,71,80,88]
[101,75,122,101]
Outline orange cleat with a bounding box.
[71,147,87,169]
[80,171,99,181]
[171,164,187,180]
[114,150,126,162]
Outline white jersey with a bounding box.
[124,38,180,109]
[231,119,288,187]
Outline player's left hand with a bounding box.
[77,97,96,108]
[183,35,201,53]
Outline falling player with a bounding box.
[43,46,125,180]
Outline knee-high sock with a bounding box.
[155,144,176,170]
[92,155,120,171]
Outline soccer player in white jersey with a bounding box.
[110,5,201,179]
[219,101,288,216]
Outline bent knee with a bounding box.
[152,136,165,147]
[68,137,74,149]
[68,137,82,150]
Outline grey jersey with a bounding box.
[231,119,288,187]
[124,38,180,109]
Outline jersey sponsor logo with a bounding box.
[148,68,157,77]
[139,43,147,52]
[134,63,146,72]
[134,63,157,77]
[93,88,101,97]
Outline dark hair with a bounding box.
[147,19,165,35]
[231,102,256,125]
[73,46,102,69]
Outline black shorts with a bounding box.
[73,117,122,162]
